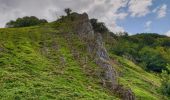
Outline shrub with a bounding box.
[64,8,72,16]
[161,67,170,97]
[138,47,167,72]
[6,16,48,28]
[90,18,109,33]
[112,36,169,73]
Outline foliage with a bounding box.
[90,18,109,33]
[111,33,170,72]
[6,16,48,28]
[64,8,72,16]
[138,47,167,72]
[160,65,170,97]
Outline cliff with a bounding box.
[72,13,135,100]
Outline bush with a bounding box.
[162,80,170,96]
[90,18,109,33]
[138,47,167,72]
[112,35,169,73]
[161,68,170,97]
[64,8,72,16]
[6,16,48,28]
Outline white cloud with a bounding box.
[128,0,153,17]
[87,0,128,32]
[157,4,167,18]
[165,30,170,37]
[0,0,157,32]
[152,7,159,13]
[145,21,152,27]
[145,21,152,32]
[0,0,130,32]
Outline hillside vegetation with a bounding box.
[0,12,170,100]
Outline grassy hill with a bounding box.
[0,25,120,99]
[0,13,169,100]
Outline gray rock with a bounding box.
[73,12,135,100]
[74,13,117,89]
[95,33,117,89]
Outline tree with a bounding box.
[90,18,109,33]
[5,20,15,28]
[111,34,169,73]
[64,8,72,16]
[138,47,167,72]
[6,16,48,28]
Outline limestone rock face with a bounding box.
[74,13,117,89]
[95,33,117,89]
[73,12,135,100]
[75,13,95,41]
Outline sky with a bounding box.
[0,0,170,35]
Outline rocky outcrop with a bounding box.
[95,32,118,89]
[74,12,118,89]
[73,13,135,100]
[74,13,95,41]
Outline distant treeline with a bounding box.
[111,33,170,73]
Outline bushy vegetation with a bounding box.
[90,18,109,33]
[64,8,72,16]
[160,65,170,97]
[111,33,170,73]
[6,16,48,28]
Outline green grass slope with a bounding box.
[109,54,168,100]
[0,19,168,100]
[0,25,118,100]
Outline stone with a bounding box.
[73,12,135,100]
[114,85,135,100]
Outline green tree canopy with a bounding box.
[6,16,48,28]
[64,8,72,16]
[112,33,170,73]
[90,18,109,33]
